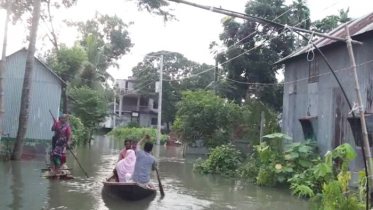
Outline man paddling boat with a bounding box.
[131,135,157,189]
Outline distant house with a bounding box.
[277,12,373,174]
[0,48,65,155]
[101,76,166,129]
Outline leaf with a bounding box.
[324,151,333,167]
[298,145,311,153]
[277,176,286,183]
[263,133,292,140]
[313,163,332,179]
[299,160,312,168]
[285,167,294,173]
[290,152,299,159]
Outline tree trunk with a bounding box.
[0,0,13,138]
[11,0,41,160]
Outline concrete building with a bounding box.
[0,48,65,155]
[277,12,373,175]
[112,77,165,129]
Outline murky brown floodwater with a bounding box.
[0,136,308,210]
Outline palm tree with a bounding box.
[339,7,352,23]
[292,0,311,48]
[75,35,118,89]
[11,0,41,160]
[0,0,13,138]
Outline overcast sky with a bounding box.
[0,0,372,80]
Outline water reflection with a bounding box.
[9,161,23,210]
[0,136,309,210]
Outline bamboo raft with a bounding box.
[41,164,74,180]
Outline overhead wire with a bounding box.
[163,0,345,82]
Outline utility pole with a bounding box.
[259,111,265,143]
[345,25,373,189]
[214,58,218,93]
[156,55,164,145]
[113,79,116,129]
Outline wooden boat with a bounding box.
[102,175,157,201]
[41,164,74,180]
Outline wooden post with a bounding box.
[345,25,373,189]
[259,111,265,143]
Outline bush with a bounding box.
[173,90,240,148]
[108,127,167,145]
[193,144,242,177]
[69,115,89,145]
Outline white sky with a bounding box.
[0,0,372,81]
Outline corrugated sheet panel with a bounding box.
[3,50,62,142]
[282,37,373,172]
[277,11,373,64]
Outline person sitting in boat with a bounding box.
[118,139,132,162]
[51,114,71,174]
[114,149,137,182]
[131,135,157,189]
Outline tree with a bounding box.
[290,0,311,48]
[132,51,215,127]
[67,86,109,144]
[312,7,352,33]
[212,0,297,111]
[0,0,13,138]
[173,90,240,147]
[130,0,175,21]
[66,12,133,65]
[44,43,87,113]
[11,0,41,160]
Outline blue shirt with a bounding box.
[131,147,156,184]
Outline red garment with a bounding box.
[61,154,66,164]
[52,121,71,136]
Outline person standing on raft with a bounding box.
[51,114,71,174]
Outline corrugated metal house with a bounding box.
[0,48,65,155]
[277,12,373,173]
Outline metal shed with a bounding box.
[278,11,373,174]
[1,48,65,155]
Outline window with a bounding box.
[347,117,373,147]
[140,98,148,106]
[153,100,158,109]
[308,59,319,83]
[125,81,128,90]
[299,118,317,141]
[151,118,158,125]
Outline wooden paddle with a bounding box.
[155,167,165,196]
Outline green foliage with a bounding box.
[108,127,167,145]
[67,12,133,64]
[130,0,175,22]
[46,43,87,82]
[193,144,242,177]
[212,0,300,110]
[126,121,140,128]
[312,7,352,33]
[173,90,240,147]
[132,51,216,125]
[68,86,109,140]
[68,115,89,145]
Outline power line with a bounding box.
[224,58,373,86]
[170,0,345,83]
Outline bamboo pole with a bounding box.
[168,0,363,45]
[344,25,373,189]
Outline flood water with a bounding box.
[0,136,309,210]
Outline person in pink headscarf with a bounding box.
[115,149,137,182]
